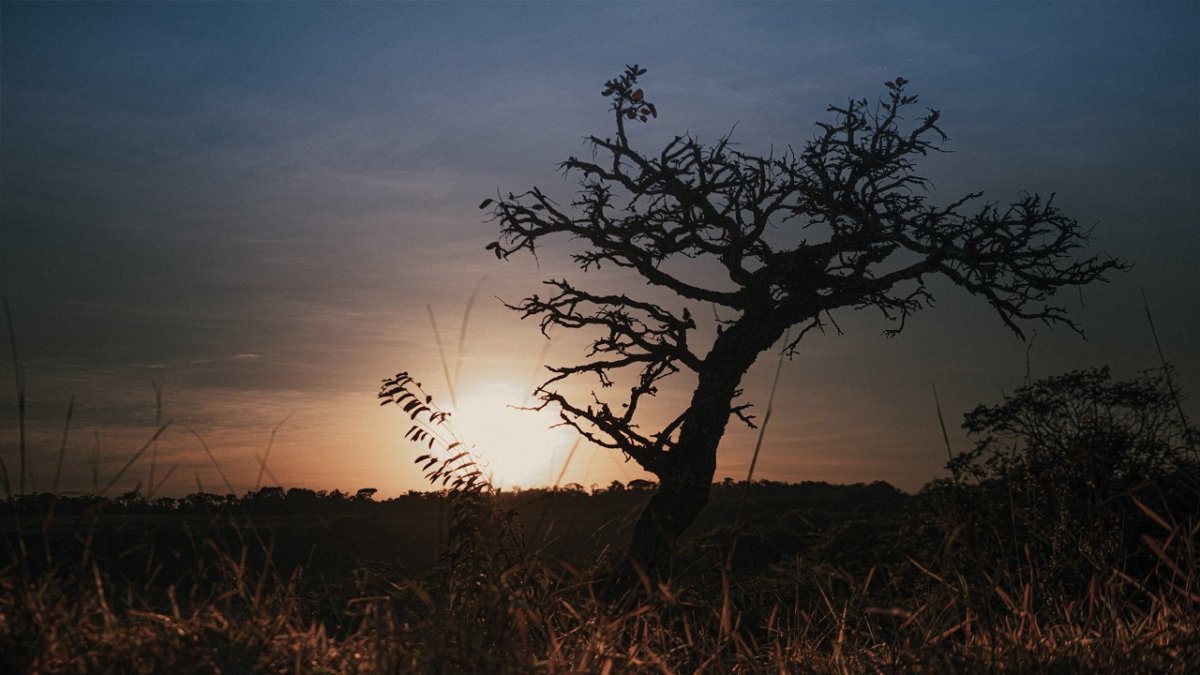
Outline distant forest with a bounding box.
[2,479,907,582]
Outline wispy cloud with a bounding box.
[2,1,1196,495]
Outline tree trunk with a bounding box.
[615,473,713,589]
[613,315,785,592]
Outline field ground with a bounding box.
[2,478,1197,672]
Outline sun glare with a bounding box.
[449,379,579,490]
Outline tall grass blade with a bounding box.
[254,412,292,491]
[453,276,486,393]
[1141,289,1196,455]
[551,438,581,490]
[932,383,953,464]
[152,464,177,496]
[148,380,162,499]
[729,329,791,567]
[1022,330,1037,386]
[99,422,170,497]
[0,455,10,500]
[426,305,458,409]
[740,328,789,508]
[89,429,100,494]
[52,396,75,495]
[3,296,27,495]
[191,428,236,494]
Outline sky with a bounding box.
[1,1,1197,498]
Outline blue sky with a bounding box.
[2,2,1197,496]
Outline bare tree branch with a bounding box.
[477,66,1124,581]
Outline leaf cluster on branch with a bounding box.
[379,372,491,494]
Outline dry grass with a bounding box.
[2,500,1197,674]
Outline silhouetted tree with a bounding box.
[951,366,1194,490]
[941,366,1197,589]
[484,66,1124,583]
[286,487,319,509]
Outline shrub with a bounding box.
[931,366,1197,593]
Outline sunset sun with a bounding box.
[449,378,579,490]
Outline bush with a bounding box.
[929,366,1197,593]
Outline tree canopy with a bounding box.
[483,65,1124,581]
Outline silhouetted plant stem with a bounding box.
[426,305,457,410]
[3,297,26,496]
[738,329,790,515]
[724,329,788,614]
[254,413,292,491]
[148,381,161,499]
[52,396,74,495]
[89,429,100,494]
[190,428,237,494]
[453,276,486,392]
[1141,288,1196,456]
[99,423,170,497]
[932,383,953,465]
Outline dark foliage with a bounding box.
[916,367,1198,597]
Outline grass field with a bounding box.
[2,475,1197,673]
